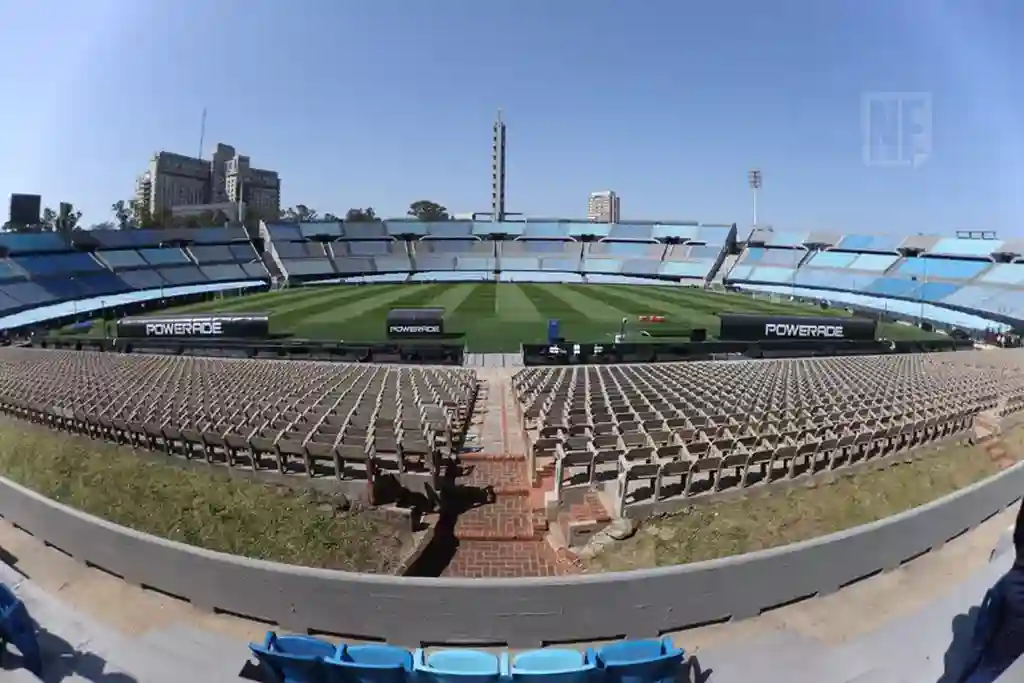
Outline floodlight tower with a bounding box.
[748,169,762,228]
[491,110,507,222]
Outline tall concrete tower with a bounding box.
[491,110,507,222]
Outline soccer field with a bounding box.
[145,283,937,353]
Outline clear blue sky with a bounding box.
[1,0,1023,234]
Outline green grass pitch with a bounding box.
[137,283,937,353]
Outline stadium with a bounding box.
[1,214,1024,682]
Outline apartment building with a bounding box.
[587,190,621,223]
[135,143,280,218]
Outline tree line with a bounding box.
[283,199,450,224]
[0,199,453,233]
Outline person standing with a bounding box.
[963,501,1024,682]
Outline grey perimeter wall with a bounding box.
[2,465,1023,648]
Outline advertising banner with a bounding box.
[718,314,876,342]
[116,313,269,339]
[386,308,445,339]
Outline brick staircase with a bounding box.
[435,372,618,577]
[975,405,1019,470]
[531,456,615,548]
[442,453,577,577]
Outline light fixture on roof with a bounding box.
[748,169,762,228]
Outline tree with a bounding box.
[345,207,377,222]
[211,209,230,227]
[40,207,57,231]
[157,208,177,228]
[112,200,134,230]
[323,213,341,221]
[37,207,80,232]
[408,200,450,221]
[61,208,82,232]
[280,205,318,223]
[89,221,116,231]
[243,207,262,230]
[132,201,159,229]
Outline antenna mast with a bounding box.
[198,108,207,159]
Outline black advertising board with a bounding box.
[116,313,269,339]
[8,193,41,226]
[718,314,876,342]
[95,338,465,366]
[523,343,679,365]
[386,307,445,339]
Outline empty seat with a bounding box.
[413,649,504,683]
[595,637,685,683]
[512,350,1024,516]
[0,348,478,502]
[248,632,337,683]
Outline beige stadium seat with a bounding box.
[0,348,478,503]
[513,350,1024,516]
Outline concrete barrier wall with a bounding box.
[2,465,1023,648]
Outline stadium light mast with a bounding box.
[491,109,507,222]
[748,169,762,227]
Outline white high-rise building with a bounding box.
[134,142,280,219]
[587,190,620,223]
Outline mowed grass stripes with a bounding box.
[145,283,938,352]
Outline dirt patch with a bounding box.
[586,429,1020,573]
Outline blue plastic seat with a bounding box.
[596,637,685,683]
[248,631,338,683]
[413,648,506,683]
[510,648,597,683]
[324,643,414,683]
[0,583,42,676]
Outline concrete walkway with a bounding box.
[0,522,263,682]
[0,507,1017,681]
[689,509,1017,682]
[0,563,247,681]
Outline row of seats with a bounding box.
[0,349,477,492]
[513,351,1024,516]
[0,263,267,315]
[6,224,1012,262]
[0,226,251,255]
[93,243,261,269]
[0,243,261,280]
[264,220,734,244]
[278,240,720,260]
[269,239,727,282]
[249,632,685,683]
[747,227,1024,258]
[728,244,1024,320]
[0,226,270,317]
[736,246,1010,280]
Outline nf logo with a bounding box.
[861,92,932,168]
